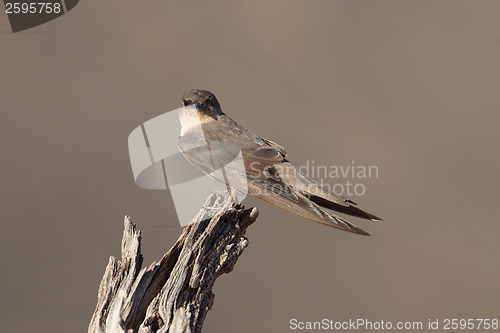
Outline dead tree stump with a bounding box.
[88,193,259,333]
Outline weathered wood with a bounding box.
[88,193,259,333]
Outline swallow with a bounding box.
[178,89,382,235]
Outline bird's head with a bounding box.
[181,89,223,118]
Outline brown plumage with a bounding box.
[178,89,382,235]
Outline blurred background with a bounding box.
[1,1,499,332]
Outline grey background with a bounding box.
[1,1,499,332]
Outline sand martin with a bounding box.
[178,89,382,235]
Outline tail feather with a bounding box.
[304,193,383,222]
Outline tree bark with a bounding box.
[88,192,259,333]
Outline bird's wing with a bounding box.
[275,162,383,221]
[261,137,287,157]
[240,143,371,235]
[180,138,369,234]
[258,134,382,221]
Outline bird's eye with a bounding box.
[183,99,192,106]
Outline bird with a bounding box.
[177,89,382,235]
